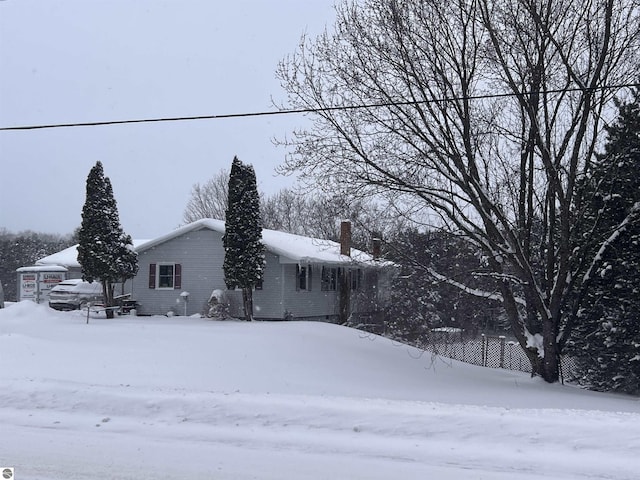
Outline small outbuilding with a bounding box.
[15,265,67,303]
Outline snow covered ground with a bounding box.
[1,302,639,479]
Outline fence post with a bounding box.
[481,334,486,367]
[499,336,505,368]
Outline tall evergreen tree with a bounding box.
[77,162,138,319]
[568,89,640,393]
[223,157,264,321]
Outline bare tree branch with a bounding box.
[276,0,640,381]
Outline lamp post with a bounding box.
[180,291,190,316]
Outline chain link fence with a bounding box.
[355,322,578,379]
[426,330,577,379]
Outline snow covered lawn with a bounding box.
[1,302,639,479]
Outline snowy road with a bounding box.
[2,382,638,479]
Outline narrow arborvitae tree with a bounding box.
[77,161,138,319]
[567,89,640,393]
[223,157,264,321]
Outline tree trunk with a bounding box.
[541,317,560,382]
[242,287,254,321]
[103,281,115,319]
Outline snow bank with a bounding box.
[1,302,639,479]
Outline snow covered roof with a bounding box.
[35,239,151,269]
[16,265,68,273]
[135,218,386,266]
[35,219,389,269]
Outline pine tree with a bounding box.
[568,89,640,393]
[77,162,138,319]
[385,229,502,346]
[223,157,264,321]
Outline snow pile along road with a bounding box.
[1,302,639,479]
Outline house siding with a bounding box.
[130,229,312,319]
[34,219,392,321]
[277,264,338,320]
[132,228,226,316]
[246,252,282,319]
[129,225,386,321]
[278,264,384,322]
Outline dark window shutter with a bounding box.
[174,264,182,289]
[149,263,156,289]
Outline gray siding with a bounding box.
[282,266,383,322]
[132,228,226,316]
[251,252,287,319]
[130,229,301,319]
[130,225,383,320]
[279,264,339,320]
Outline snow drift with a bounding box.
[1,302,639,479]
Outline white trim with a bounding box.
[156,262,176,290]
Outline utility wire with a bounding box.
[0,83,637,132]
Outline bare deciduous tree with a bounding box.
[183,169,229,223]
[184,172,404,251]
[262,188,404,249]
[276,0,640,382]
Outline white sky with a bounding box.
[0,0,336,238]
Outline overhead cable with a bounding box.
[0,82,637,132]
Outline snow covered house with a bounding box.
[132,219,389,320]
[35,219,392,321]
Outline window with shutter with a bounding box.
[297,265,307,291]
[150,263,181,289]
[321,266,338,291]
[297,264,313,291]
[157,264,174,289]
[351,268,362,290]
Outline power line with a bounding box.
[0,83,637,132]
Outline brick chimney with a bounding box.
[372,237,381,260]
[340,220,351,256]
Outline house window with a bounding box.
[158,264,174,288]
[321,266,338,291]
[149,263,182,290]
[351,269,362,291]
[297,265,312,291]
